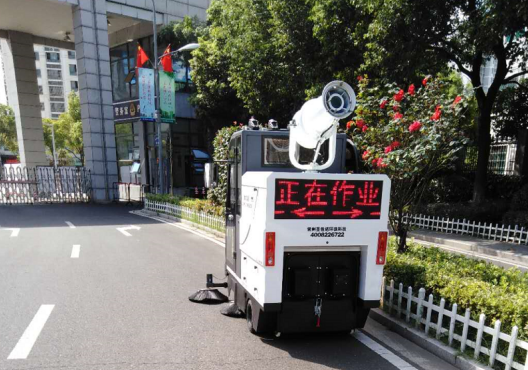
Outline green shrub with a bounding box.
[385,238,528,339]
[146,193,225,217]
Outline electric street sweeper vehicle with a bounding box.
[204,81,391,335]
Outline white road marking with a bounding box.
[65,221,75,229]
[130,211,225,248]
[7,304,55,360]
[117,225,141,237]
[71,245,80,258]
[354,331,418,369]
[0,228,20,237]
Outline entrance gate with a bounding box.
[0,166,92,204]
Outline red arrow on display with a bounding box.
[332,209,364,218]
[291,208,325,218]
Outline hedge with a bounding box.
[384,238,528,340]
[146,193,224,217]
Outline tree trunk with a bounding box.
[472,103,492,204]
[397,228,408,254]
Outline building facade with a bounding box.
[34,45,79,119]
[0,0,211,201]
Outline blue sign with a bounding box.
[138,68,155,122]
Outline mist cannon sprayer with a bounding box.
[289,81,356,171]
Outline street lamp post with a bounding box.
[150,0,199,194]
[43,122,58,171]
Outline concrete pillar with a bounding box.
[0,32,47,167]
[72,0,118,201]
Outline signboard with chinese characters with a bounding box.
[159,70,175,124]
[138,68,155,122]
[113,100,140,122]
[274,179,383,219]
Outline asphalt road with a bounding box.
[0,204,441,370]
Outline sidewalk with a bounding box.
[409,229,528,271]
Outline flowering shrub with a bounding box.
[347,76,469,251]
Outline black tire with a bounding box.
[246,299,256,334]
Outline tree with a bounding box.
[493,80,528,139]
[356,0,528,203]
[43,92,84,166]
[348,76,470,252]
[0,104,18,154]
[190,0,367,126]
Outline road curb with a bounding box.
[369,309,493,370]
[135,209,226,241]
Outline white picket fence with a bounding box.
[404,213,528,245]
[145,199,225,232]
[382,277,528,370]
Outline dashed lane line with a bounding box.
[71,245,80,258]
[7,304,55,360]
[65,221,76,229]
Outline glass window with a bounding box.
[70,81,78,91]
[34,52,39,61]
[68,51,76,59]
[263,137,289,166]
[46,52,60,62]
[38,85,43,94]
[50,102,65,112]
[40,102,45,111]
[49,86,63,97]
[111,58,129,102]
[69,64,77,76]
[36,69,41,78]
[47,69,62,79]
[51,113,60,119]
[262,136,329,167]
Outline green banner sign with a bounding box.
[159,70,176,124]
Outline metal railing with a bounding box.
[113,182,149,205]
[382,277,528,370]
[0,166,92,204]
[144,199,225,232]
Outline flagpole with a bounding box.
[151,0,164,194]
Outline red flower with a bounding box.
[380,100,388,109]
[393,89,405,102]
[391,141,400,149]
[356,119,365,129]
[377,158,387,168]
[394,112,403,120]
[422,77,429,86]
[393,105,399,112]
[362,124,368,132]
[384,146,392,154]
[409,121,422,132]
[452,96,462,107]
[408,84,415,96]
[346,121,353,130]
[357,75,363,81]
[431,105,441,121]
[362,150,370,160]
[371,158,378,167]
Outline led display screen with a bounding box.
[274,178,383,219]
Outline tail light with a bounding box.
[265,232,275,266]
[376,231,388,265]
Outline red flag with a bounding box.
[136,44,149,70]
[161,45,173,72]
